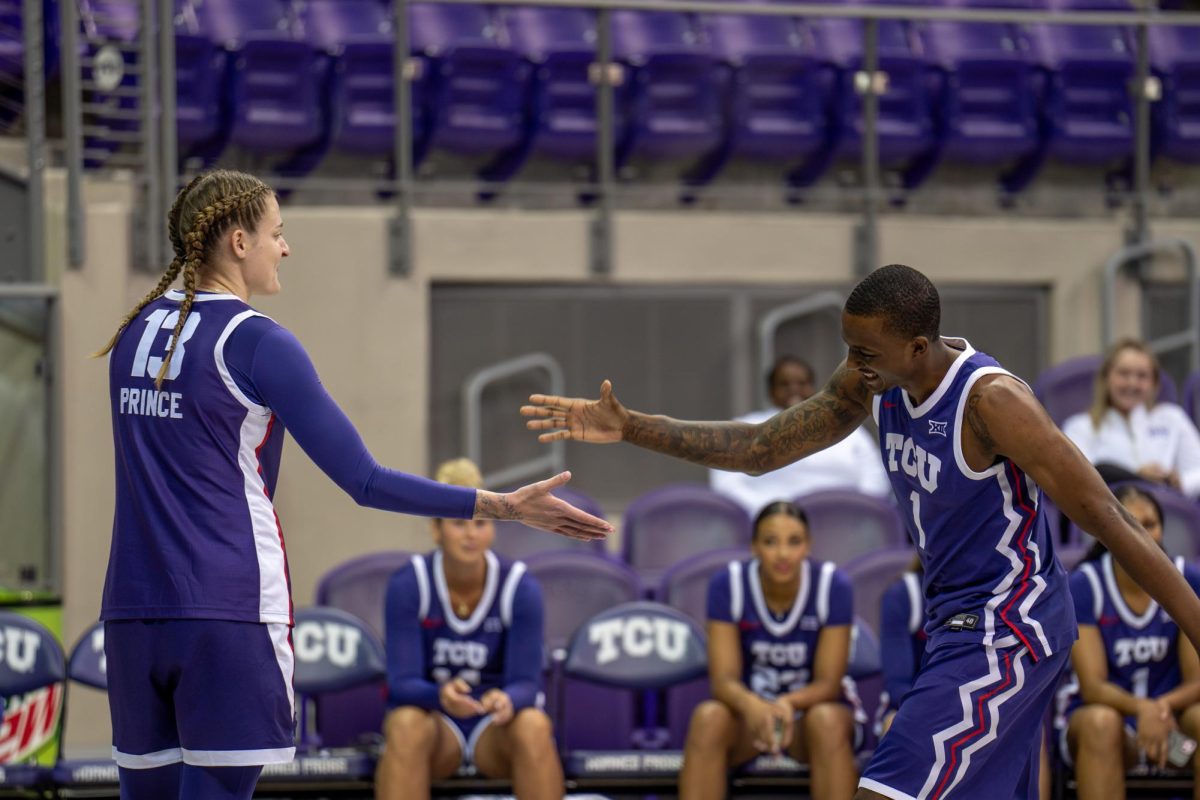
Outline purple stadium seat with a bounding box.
[311,550,412,747]
[1184,371,1200,429]
[526,551,642,751]
[621,484,752,584]
[297,0,413,158]
[192,0,327,155]
[687,10,829,185]
[792,489,907,565]
[804,0,937,182]
[78,0,144,167]
[1150,25,1200,164]
[174,2,229,161]
[406,1,529,162]
[843,545,919,637]
[491,520,608,561]
[611,10,723,170]
[500,6,600,167]
[656,546,750,623]
[1033,354,1179,427]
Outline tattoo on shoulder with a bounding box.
[965,392,997,452]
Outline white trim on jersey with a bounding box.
[903,337,975,419]
[872,394,882,427]
[1078,562,1104,624]
[234,410,291,624]
[1102,553,1159,628]
[984,466,1052,656]
[729,561,744,621]
[903,572,924,635]
[500,561,527,628]
[435,550,500,635]
[164,289,243,303]
[749,558,810,638]
[112,746,183,769]
[214,311,270,415]
[858,778,919,800]
[816,561,836,625]
[181,746,296,766]
[268,622,295,722]
[916,645,1029,800]
[412,555,431,620]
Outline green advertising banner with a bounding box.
[0,591,64,766]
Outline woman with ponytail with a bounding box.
[95,170,609,800]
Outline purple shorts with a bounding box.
[104,619,295,768]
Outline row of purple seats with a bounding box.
[64,0,1200,187]
[1033,352,1180,426]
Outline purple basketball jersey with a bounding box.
[102,290,291,625]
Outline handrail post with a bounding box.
[139,0,161,272]
[392,0,413,276]
[1127,19,1152,246]
[757,291,846,408]
[591,6,615,277]
[22,0,45,282]
[158,0,177,261]
[1102,239,1199,373]
[60,0,85,269]
[855,17,880,278]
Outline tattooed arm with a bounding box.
[521,364,872,475]
[963,374,1200,653]
[473,472,613,541]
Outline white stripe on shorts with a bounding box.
[181,746,296,766]
[112,746,183,769]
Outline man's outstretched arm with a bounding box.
[967,375,1200,652]
[521,363,871,475]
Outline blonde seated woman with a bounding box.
[680,500,860,800]
[1058,484,1200,800]
[376,459,562,800]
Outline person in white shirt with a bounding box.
[709,356,891,515]
[1062,339,1200,499]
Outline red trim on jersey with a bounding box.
[930,649,1017,800]
[998,461,1039,658]
[256,414,294,623]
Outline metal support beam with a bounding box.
[21,0,45,283]
[1127,20,1152,247]
[139,0,162,273]
[591,6,615,277]
[391,0,413,276]
[855,17,880,278]
[158,0,177,261]
[60,0,85,269]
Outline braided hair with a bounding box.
[93,170,275,388]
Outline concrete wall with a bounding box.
[51,175,1200,751]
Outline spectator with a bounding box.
[679,500,860,800]
[1062,339,1200,498]
[376,459,562,800]
[1057,485,1200,800]
[710,357,890,515]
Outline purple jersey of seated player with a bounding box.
[102,290,476,625]
[708,557,858,704]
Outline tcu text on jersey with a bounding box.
[1113,636,1170,667]
[884,433,942,493]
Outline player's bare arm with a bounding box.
[521,364,872,475]
[963,374,1200,654]
[473,471,612,541]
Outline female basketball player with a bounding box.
[679,500,859,800]
[377,458,562,800]
[1060,485,1200,800]
[95,171,608,800]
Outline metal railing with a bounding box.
[756,291,844,409]
[1102,238,1199,373]
[462,353,566,489]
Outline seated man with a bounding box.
[710,356,890,515]
[376,459,562,800]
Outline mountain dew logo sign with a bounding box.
[0,683,64,764]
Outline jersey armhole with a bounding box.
[952,367,1030,481]
[729,561,743,622]
[214,310,272,415]
[500,562,527,628]
[871,394,881,427]
[412,555,431,621]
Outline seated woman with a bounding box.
[1058,485,1200,800]
[1062,339,1200,498]
[680,500,860,800]
[376,459,562,800]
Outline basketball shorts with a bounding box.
[859,641,1070,800]
[438,712,495,768]
[105,619,295,768]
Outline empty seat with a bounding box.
[174,0,230,160]
[843,545,919,636]
[656,546,749,623]
[611,10,723,169]
[622,484,752,584]
[793,489,907,565]
[1150,24,1200,164]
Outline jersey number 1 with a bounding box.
[131,309,201,381]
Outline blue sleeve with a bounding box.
[826,569,853,627]
[225,319,475,519]
[880,580,918,705]
[707,565,735,623]
[1183,565,1200,599]
[1069,569,1097,626]
[502,574,544,712]
[384,566,442,711]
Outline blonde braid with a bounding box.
[90,257,184,359]
[153,185,270,387]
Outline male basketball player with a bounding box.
[521,264,1200,800]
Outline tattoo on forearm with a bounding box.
[623,367,868,473]
[965,393,997,453]
[476,491,521,521]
